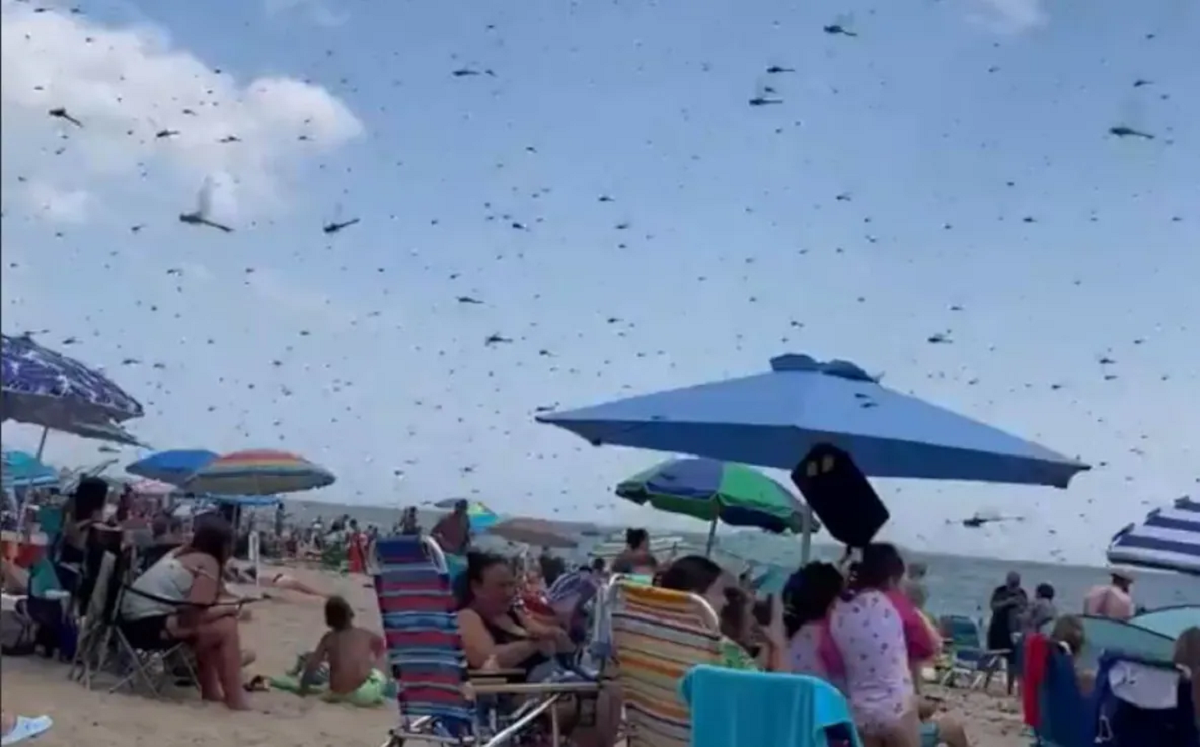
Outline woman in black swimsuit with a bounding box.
[457,552,564,674]
[456,553,621,747]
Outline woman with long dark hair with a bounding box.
[120,516,251,710]
[782,562,844,682]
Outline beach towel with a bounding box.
[680,664,863,747]
[1035,644,1092,747]
[444,552,467,586]
[269,655,396,707]
[1022,633,1049,727]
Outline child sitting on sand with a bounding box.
[293,596,391,706]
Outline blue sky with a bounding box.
[1,0,1197,563]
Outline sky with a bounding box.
[1,0,1197,564]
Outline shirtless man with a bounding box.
[300,596,386,697]
[431,500,471,555]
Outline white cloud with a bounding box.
[966,0,1048,33]
[0,0,363,219]
[263,0,348,28]
[19,179,93,223]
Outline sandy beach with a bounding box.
[1,564,1029,747]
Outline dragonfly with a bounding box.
[179,177,233,233]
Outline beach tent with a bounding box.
[1130,605,1200,640]
[1040,614,1176,669]
[1,450,59,491]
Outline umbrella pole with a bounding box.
[704,519,718,556]
[34,427,49,460]
[800,507,813,564]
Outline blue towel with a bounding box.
[680,665,862,747]
[444,553,467,585]
[1036,646,1092,747]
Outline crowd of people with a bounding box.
[4,481,1197,746]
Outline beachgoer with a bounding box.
[458,552,571,673]
[231,564,326,597]
[432,500,471,555]
[1022,583,1057,633]
[457,552,619,747]
[828,543,936,747]
[56,477,109,590]
[347,521,367,574]
[611,528,653,574]
[916,699,972,747]
[783,561,844,684]
[298,596,387,701]
[1173,626,1200,730]
[399,507,420,535]
[1,557,28,594]
[1048,614,1094,694]
[658,554,787,671]
[1082,569,1134,620]
[987,570,1028,695]
[119,516,251,710]
[538,548,566,587]
[901,562,928,610]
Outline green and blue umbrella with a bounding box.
[433,498,499,531]
[616,457,817,554]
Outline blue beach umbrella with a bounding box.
[1107,497,1200,576]
[127,449,219,486]
[1,449,59,491]
[537,353,1088,488]
[2,333,144,456]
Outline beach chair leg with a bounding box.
[109,632,164,696]
[67,622,92,683]
[481,694,560,747]
[549,700,561,747]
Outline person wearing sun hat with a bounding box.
[1083,567,1135,620]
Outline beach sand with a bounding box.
[1,564,1028,747]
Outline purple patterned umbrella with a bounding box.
[2,333,144,453]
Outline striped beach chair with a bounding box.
[609,580,721,747]
[375,535,475,743]
[375,536,588,747]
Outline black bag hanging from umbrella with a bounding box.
[791,444,889,548]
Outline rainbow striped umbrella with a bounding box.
[182,448,335,496]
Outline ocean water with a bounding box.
[717,534,1200,619]
[276,499,1200,617]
